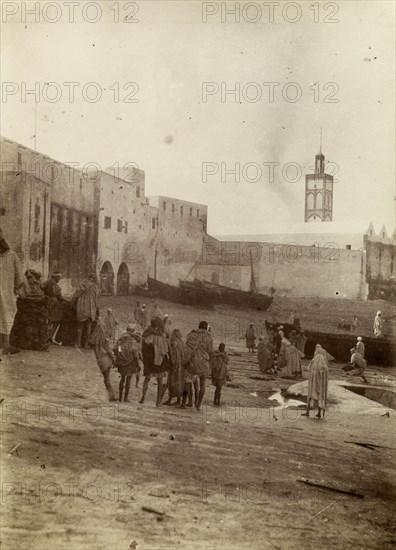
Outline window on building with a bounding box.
[172,204,175,214]
[190,208,192,217]
[104,216,111,229]
[152,218,156,229]
[50,166,55,181]
[163,202,166,211]
[180,206,183,217]
[124,221,128,234]
[117,219,123,232]
[34,203,41,234]
[79,178,82,190]
[17,152,22,166]
[0,208,5,216]
[197,209,200,217]
[136,186,140,198]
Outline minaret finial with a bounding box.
[320,127,322,154]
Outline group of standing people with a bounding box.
[246,321,307,379]
[90,307,232,409]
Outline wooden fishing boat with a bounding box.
[135,277,216,308]
[265,320,395,366]
[179,278,274,311]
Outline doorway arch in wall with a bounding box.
[100,261,114,295]
[117,262,130,295]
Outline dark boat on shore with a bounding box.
[180,279,274,312]
[135,277,217,308]
[265,320,396,366]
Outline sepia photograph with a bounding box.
[0,1,395,548]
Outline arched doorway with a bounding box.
[100,261,114,295]
[117,262,130,295]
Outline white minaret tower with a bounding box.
[304,130,334,222]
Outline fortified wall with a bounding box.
[193,237,368,300]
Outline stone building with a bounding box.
[2,136,393,302]
[0,137,97,294]
[0,136,208,295]
[148,196,208,285]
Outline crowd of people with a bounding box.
[246,320,370,418]
[0,227,384,418]
[90,311,231,410]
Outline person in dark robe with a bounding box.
[245,323,256,352]
[114,324,141,402]
[139,317,170,406]
[183,321,213,410]
[211,343,231,406]
[348,347,368,383]
[257,336,274,374]
[72,273,99,348]
[43,272,67,343]
[133,301,141,322]
[89,317,116,401]
[163,328,187,406]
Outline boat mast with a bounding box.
[249,248,258,293]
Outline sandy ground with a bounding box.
[1,296,396,550]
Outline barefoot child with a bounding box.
[211,343,231,406]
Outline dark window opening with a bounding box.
[163,202,166,211]
[190,208,192,217]
[136,186,140,198]
[34,203,41,233]
[117,219,123,232]
[104,216,111,229]
[152,218,156,229]
[124,221,128,234]
[17,152,22,166]
[180,206,183,217]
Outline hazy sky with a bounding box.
[2,0,395,235]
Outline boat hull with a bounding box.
[136,278,216,309]
[180,279,273,312]
[265,321,395,366]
